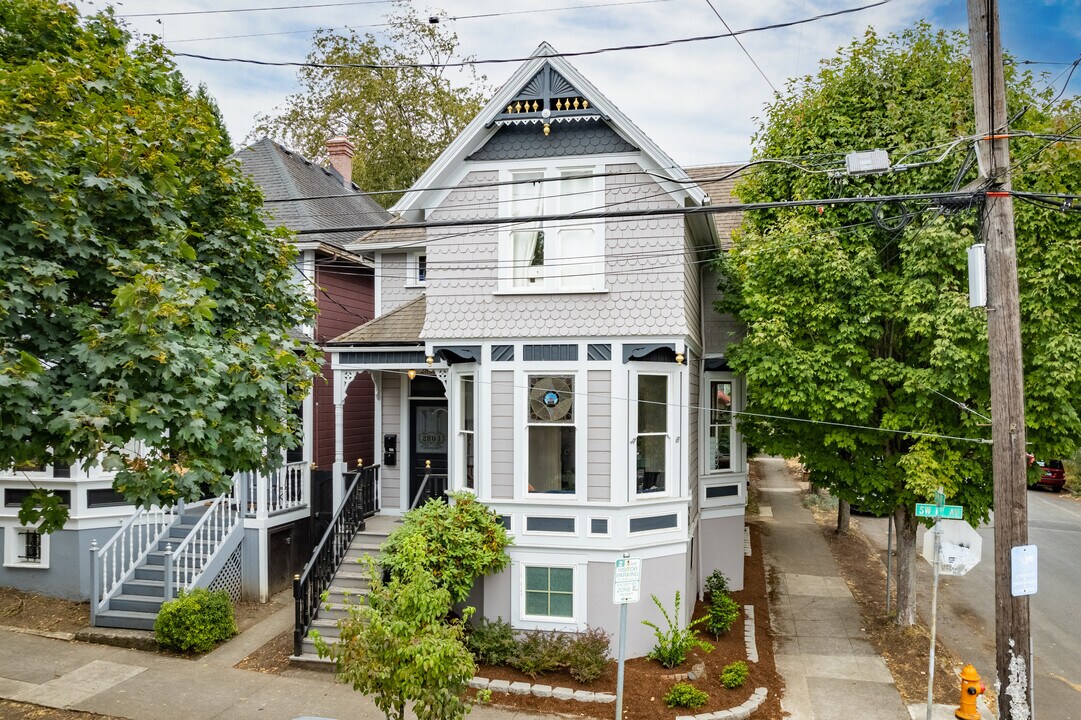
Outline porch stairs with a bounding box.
[94,504,216,631]
[291,520,396,666]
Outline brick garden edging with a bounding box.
[676,687,769,720]
[468,677,616,703]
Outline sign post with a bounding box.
[613,556,641,720]
[921,489,966,720]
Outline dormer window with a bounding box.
[501,165,603,292]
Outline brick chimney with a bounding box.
[325,136,355,187]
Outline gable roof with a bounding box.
[391,42,708,216]
[685,164,744,250]
[235,138,391,252]
[329,295,426,345]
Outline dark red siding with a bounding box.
[314,260,375,472]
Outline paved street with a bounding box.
[858,489,1081,720]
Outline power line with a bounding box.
[118,0,392,18]
[173,0,895,69]
[702,0,778,94]
[164,0,678,44]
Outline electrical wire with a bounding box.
[118,1,393,18]
[172,0,895,70]
[702,0,778,94]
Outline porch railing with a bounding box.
[163,485,242,601]
[240,460,307,517]
[90,503,178,625]
[294,464,379,656]
[410,464,449,510]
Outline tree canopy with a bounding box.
[0,0,320,530]
[719,24,1081,620]
[252,1,488,207]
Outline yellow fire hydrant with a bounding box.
[955,664,986,720]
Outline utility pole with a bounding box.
[966,2,1031,719]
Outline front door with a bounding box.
[409,399,448,507]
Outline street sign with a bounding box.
[1011,545,1038,596]
[612,557,642,604]
[915,503,964,520]
[921,519,983,576]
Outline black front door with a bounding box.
[409,399,448,506]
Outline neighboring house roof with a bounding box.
[351,216,427,250]
[329,295,426,345]
[391,42,709,219]
[234,138,390,252]
[685,164,744,250]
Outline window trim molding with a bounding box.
[3,524,50,569]
[497,163,605,293]
[520,369,586,502]
[514,557,587,631]
[629,369,678,501]
[700,371,744,478]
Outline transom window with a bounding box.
[524,566,574,618]
[527,375,576,494]
[504,168,603,291]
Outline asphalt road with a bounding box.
[857,488,1081,720]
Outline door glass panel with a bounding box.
[415,406,448,453]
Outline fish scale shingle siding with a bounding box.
[379,253,425,315]
[422,165,692,339]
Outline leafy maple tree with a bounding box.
[0,0,321,531]
[719,24,1081,625]
[252,0,488,207]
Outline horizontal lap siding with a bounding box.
[381,372,402,511]
[490,371,514,500]
[687,349,700,519]
[587,371,611,502]
[315,265,375,470]
[701,266,745,356]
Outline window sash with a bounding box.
[709,380,734,472]
[635,374,669,494]
[524,566,574,618]
[459,375,475,490]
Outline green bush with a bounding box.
[721,660,749,689]
[154,588,237,653]
[707,593,741,636]
[565,627,611,683]
[467,617,517,666]
[510,630,569,678]
[642,591,713,668]
[663,682,709,709]
[381,491,512,604]
[703,570,730,599]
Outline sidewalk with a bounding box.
[0,605,543,720]
[756,456,990,720]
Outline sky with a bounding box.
[74,0,1081,169]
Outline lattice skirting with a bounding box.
[207,545,243,603]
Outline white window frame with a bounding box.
[700,372,743,477]
[515,558,586,631]
[522,370,585,500]
[498,163,605,293]
[3,524,50,569]
[455,373,476,493]
[406,251,427,287]
[630,370,678,500]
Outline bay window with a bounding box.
[459,375,475,490]
[634,373,673,496]
[527,375,576,494]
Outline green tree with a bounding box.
[0,0,321,531]
[252,1,488,207]
[719,24,1081,625]
[381,491,512,605]
[315,562,476,720]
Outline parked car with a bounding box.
[1028,456,1066,492]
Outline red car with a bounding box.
[1031,458,1066,492]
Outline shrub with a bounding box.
[707,593,741,636]
[642,591,713,668]
[703,570,730,599]
[721,660,749,689]
[467,617,517,666]
[154,588,237,653]
[663,682,709,709]
[511,630,569,678]
[565,627,611,683]
[381,491,512,604]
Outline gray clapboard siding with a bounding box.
[490,370,515,499]
[701,265,745,356]
[587,370,612,502]
[687,349,700,518]
[381,372,401,510]
[684,226,702,346]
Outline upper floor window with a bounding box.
[503,167,603,292]
[407,252,427,287]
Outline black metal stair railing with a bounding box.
[293,464,380,657]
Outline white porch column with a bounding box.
[334,370,358,511]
